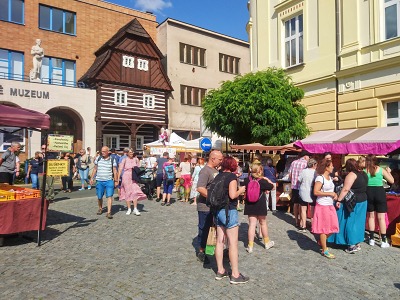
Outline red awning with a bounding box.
[0,104,50,130]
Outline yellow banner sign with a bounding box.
[47,134,74,152]
[47,159,69,176]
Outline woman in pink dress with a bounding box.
[117,148,147,216]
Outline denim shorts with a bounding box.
[96,180,115,199]
[163,180,174,194]
[214,209,239,229]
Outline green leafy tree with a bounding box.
[202,68,309,145]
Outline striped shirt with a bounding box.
[95,156,117,181]
[288,157,308,189]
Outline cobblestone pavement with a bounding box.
[0,184,399,299]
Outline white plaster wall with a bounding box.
[157,20,250,133]
[0,79,96,154]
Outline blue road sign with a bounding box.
[200,137,212,152]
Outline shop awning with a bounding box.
[0,104,50,130]
[294,126,400,155]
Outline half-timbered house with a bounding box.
[80,19,173,152]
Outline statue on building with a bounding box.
[30,39,44,83]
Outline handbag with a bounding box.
[337,184,356,212]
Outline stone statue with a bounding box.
[30,39,44,82]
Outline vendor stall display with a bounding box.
[1,104,50,245]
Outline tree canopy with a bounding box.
[202,68,309,145]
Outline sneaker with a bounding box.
[156,197,161,202]
[322,250,335,259]
[355,244,361,251]
[126,208,132,215]
[133,208,141,216]
[246,246,253,253]
[230,273,249,285]
[265,241,275,250]
[106,213,113,219]
[381,241,390,248]
[215,270,229,280]
[272,210,277,215]
[368,239,375,246]
[345,245,358,254]
[298,227,307,233]
[78,188,85,191]
[197,252,210,264]
[87,185,92,190]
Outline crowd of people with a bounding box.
[1,144,397,285]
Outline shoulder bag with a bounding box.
[337,184,356,213]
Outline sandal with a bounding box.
[97,209,103,215]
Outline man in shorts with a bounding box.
[196,149,223,264]
[288,150,310,228]
[90,146,118,219]
[155,152,169,201]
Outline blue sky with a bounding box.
[106,0,249,41]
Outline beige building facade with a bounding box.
[157,18,250,139]
[248,0,400,132]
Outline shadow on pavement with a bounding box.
[273,210,296,227]
[287,229,320,253]
[394,283,400,289]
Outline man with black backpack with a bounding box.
[196,150,223,264]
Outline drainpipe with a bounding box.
[335,0,340,130]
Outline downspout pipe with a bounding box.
[335,0,340,130]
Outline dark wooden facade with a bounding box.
[80,19,173,152]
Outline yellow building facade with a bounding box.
[248,0,400,132]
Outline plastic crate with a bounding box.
[21,188,41,199]
[0,191,15,201]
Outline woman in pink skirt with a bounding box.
[117,148,147,216]
[312,158,339,259]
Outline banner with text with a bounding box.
[47,159,69,176]
[149,147,177,156]
[47,134,74,152]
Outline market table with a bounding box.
[0,198,48,234]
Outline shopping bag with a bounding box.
[205,226,217,255]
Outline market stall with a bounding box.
[0,104,50,245]
[294,126,400,235]
[145,132,202,157]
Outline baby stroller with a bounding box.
[139,168,156,200]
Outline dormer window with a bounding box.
[137,59,149,71]
[122,55,134,68]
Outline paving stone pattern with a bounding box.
[0,187,399,299]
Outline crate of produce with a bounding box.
[0,190,16,201]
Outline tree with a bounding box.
[202,68,309,145]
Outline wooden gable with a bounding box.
[80,19,173,92]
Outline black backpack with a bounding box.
[206,173,232,227]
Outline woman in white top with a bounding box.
[178,157,192,202]
[312,159,339,259]
[298,158,317,231]
[189,157,205,205]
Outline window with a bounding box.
[137,59,149,71]
[0,0,24,24]
[143,94,155,109]
[0,49,24,80]
[180,85,206,106]
[284,14,303,67]
[386,101,400,126]
[136,135,144,150]
[41,57,75,86]
[103,135,119,150]
[122,55,134,68]
[39,5,76,35]
[179,43,206,67]
[0,127,25,152]
[384,0,400,40]
[114,90,128,106]
[219,53,240,74]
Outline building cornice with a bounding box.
[336,56,400,78]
